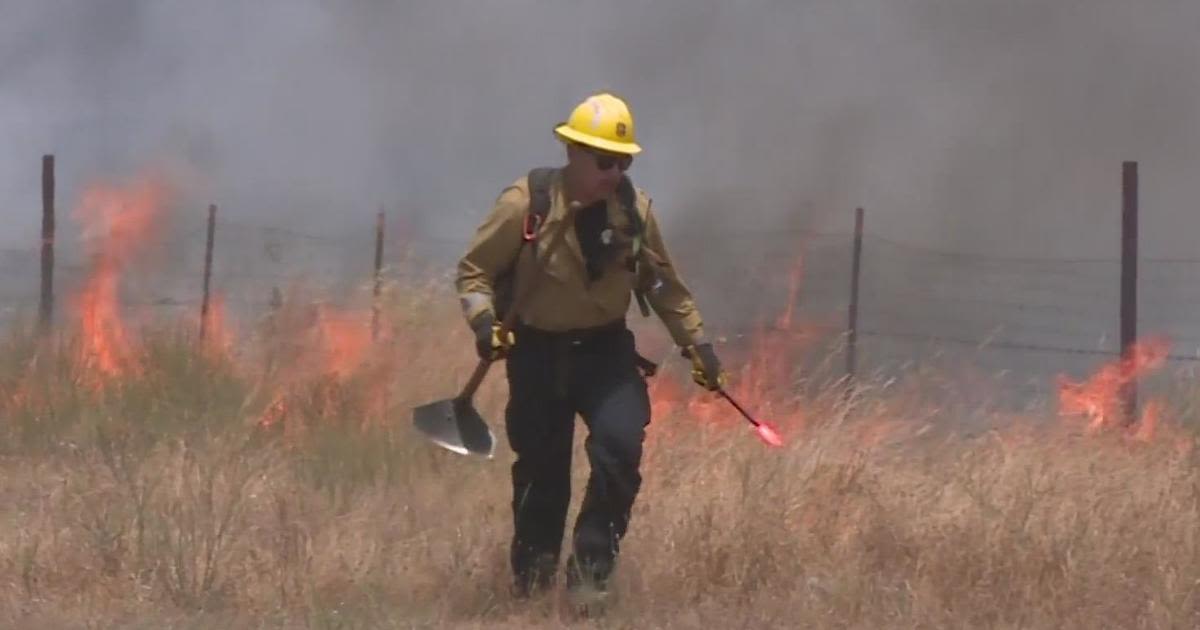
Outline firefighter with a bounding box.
[455,92,725,606]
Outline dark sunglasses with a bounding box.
[582,146,633,172]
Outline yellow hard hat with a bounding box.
[554,93,643,155]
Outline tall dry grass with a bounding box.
[0,281,1198,629]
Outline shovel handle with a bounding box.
[458,201,581,401]
[458,357,494,400]
[456,293,523,400]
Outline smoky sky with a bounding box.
[2,0,1199,259]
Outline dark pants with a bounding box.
[504,320,650,592]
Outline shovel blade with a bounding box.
[412,396,496,458]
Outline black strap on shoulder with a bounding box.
[525,167,556,248]
[616,175,639,232]
[616,175,655,317]
[493,168,554,321]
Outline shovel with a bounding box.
[413,201,581,458]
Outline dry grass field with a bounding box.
[0,274,1198,630]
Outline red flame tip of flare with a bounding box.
[755,422,785,447]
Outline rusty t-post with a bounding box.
[846,207,864,394]
[372,209,385,341]
[39,154,56,334]
[199,204,217,341]
[1120,162,1139,426]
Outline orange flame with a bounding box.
[775,251,804,331]
[73,175,168,381]
[315,306,372,380]
[254,303,391,431]
[647,250,815,447]
[1132,399,1161,443]
[201,293,237,360]
[1056,336,1169,434]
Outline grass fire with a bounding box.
[1,170,1199,629]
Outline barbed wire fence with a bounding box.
[4,157,1194,418]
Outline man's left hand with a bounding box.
[683,343,726,391]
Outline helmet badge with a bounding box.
[589,98,605,129]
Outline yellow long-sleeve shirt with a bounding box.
[455,169,706,347]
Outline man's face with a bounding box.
[567,143,633,202]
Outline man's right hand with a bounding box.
[471,313,515,361]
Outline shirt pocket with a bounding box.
[531,221,584,286]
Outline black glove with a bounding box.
[471,313,515,361]
[683,343,726,391]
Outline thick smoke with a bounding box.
[2,0,1199,383]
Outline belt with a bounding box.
[514,319,628,348]
[514,319,658,396]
